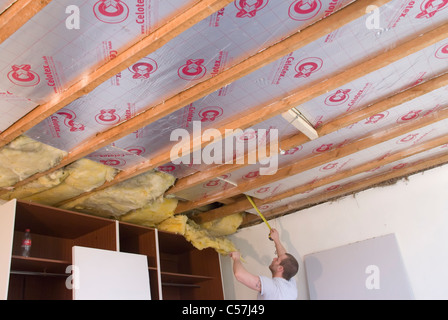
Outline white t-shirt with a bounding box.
[257,275,298,300]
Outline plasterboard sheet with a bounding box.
[305,234,413,300]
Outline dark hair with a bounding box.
[280,253,299,280]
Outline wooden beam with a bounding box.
[8,0,391,198]
[0,0,234,148]
[43,0,398,165]
[204,23,448,135]
[168,71,448,195]
[241,151,448,227]
[193,132,448,224]
[57,7,447,199]
[176,105,448,213]
[0,0,52,44]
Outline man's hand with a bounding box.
[269,228,280,242]
[269,228,287,257]
[230,251,261,292]
[230,251,241,261]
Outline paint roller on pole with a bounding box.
[245,194,273,241]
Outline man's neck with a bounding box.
[272,272,284,279]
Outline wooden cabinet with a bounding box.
[0,199,223,300]
[118,221,160,300]
[158,231,224,300]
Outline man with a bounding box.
[230,228,299,300]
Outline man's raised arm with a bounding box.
[270,228,287,257]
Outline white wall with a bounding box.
[221,163,448,300]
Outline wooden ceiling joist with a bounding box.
[0,0,234,148]
[205,22,448,132]
[3,0,392,197]
[58,0,392,162]
[57,11,448,203]
[176,104,448,213]
[0,0,52,44]
[241,151,448,228]
[1,0,447,230]
[168,71,448,195]
[193,132,448,224]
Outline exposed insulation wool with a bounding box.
[157,216,238,255]
[199,213,244,237]
[157,214,188,235]
[0,163,19,187]
[0,135,67,188]
[20,159,117,205]
[120,197,178,227]
[0,169,68,200]
[184,220,238,255]
[60,170,175,218]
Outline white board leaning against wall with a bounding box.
[304,233,414,300]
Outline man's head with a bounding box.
[269,253,299,280]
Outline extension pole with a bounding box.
[245,194,273,240]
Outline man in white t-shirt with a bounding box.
[230,228,299,300]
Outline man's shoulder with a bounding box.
[259,276,297,289]
[258,276,298,300]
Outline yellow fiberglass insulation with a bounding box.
[199,213,244,237]
[0,135,67,188]
[18,159,117,205]
[157,215,240,255]
[184,220,238,255]
[60,170,176,218]
[157,214,188,235]
[120,197,178,227]
[0,169,68,201]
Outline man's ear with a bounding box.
[278,265,284,273]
